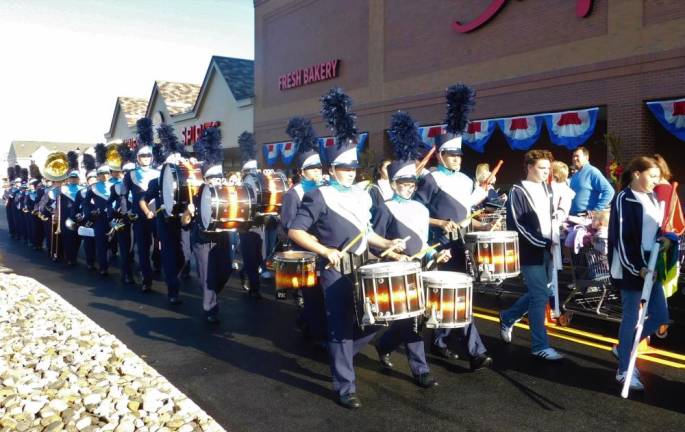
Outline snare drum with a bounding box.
[357,261,424,325]
[273,251,318,290]
[160,161,203,217]
[198,183,252,232]
[422,271,472,328]
[243,171,288,216]
[464,230,520,282]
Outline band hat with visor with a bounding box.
[434,83,475,157]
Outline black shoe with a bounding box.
[414,373,438,388]
[141,282,152,293]
[241,280,250,292]
[206,315,220,325]
[122,276,136,285]
[296,295,305,309]
[99,270,109,278]
[338,393,361,409]
[469,354,493,371]
[169,297,182,306]
[431,344,459,360]
[376,347,393,370]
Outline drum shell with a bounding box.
[358,261,425,323]
[199,184,253,232]
[160,162,203,217]
[465,230,521,282]
[273,251,318,289]
[422,271,473,328]
[243,171,288,216]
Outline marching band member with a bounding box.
[371,111,446,388]
[282,116,327,342]
[147,123,188,305]
[74,154,98,271]
[3,167,18,240]
[413,84,493,370]
[36,175,58,255]
[18,169,29,245]
[182,127,232,323]
[289,87,406,409]
[238,131,263,299]
[86,143,114,277]
[109,143,137,285]
[27,163,45,250]
[609,156,676,391]
[500,150,564,361]
[121,118,160,292]
[61,152,82,265]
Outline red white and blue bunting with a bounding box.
[261,133,369,166]
[262,141,282,166]
[497,115,545,151]
[263,107,601,165]
[463,119,497,153]
[544,108,599,150]
[647,98,685,142]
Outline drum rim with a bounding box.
[358,260,421,276]
[464,230,518,241]
[370,310,425,322]
[273,250,318,262]
[421,270,472,283]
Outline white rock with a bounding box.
[49,399,69,412]
[75,416,91,430]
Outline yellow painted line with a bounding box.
[472,311,685,369]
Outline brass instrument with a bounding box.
[41,152,70,260]
[106,143,122,171]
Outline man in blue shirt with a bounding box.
[569,146,614,215]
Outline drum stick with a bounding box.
[483,160,504,186]
[489,215,503,231]
[380,236,411,258]
[415,147,436,175]
[409,242,441,260]
[324,230,365,269]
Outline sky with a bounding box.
[0,0,253,154]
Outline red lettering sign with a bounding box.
[453,0,594,33]
[279,59,340,91]
[182,121,221,145]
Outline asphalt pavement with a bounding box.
[1,210,684,431]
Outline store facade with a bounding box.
[254,0,685,185]
[105,56,254,171]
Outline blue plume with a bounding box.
[136,117,153,146]
[117,143,134,164]
[20,168,28,182]
[194,127,223,166]
[95,143,107,166]
[157,123,187,158]
[82,154,95,172]
[388,111,422,161]
[320,87,357,147]
[286,117,317,154]
[67,151,79,171]
[7,166,15,181]
[29,162,42,181]
[444,83,476,134]
[152,142,165,166]
[238,131,256,164]
[14,165,21,178]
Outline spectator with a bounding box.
[550,161,575,221]
[475,163,506,207]
[569,146,614,215]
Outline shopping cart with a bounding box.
[560,244,622,323]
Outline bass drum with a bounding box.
[198,183,253,232]
[160,161,203,218]
[243,170,288,216]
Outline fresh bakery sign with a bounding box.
[278,59,340,91]
[453,0,594,33]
